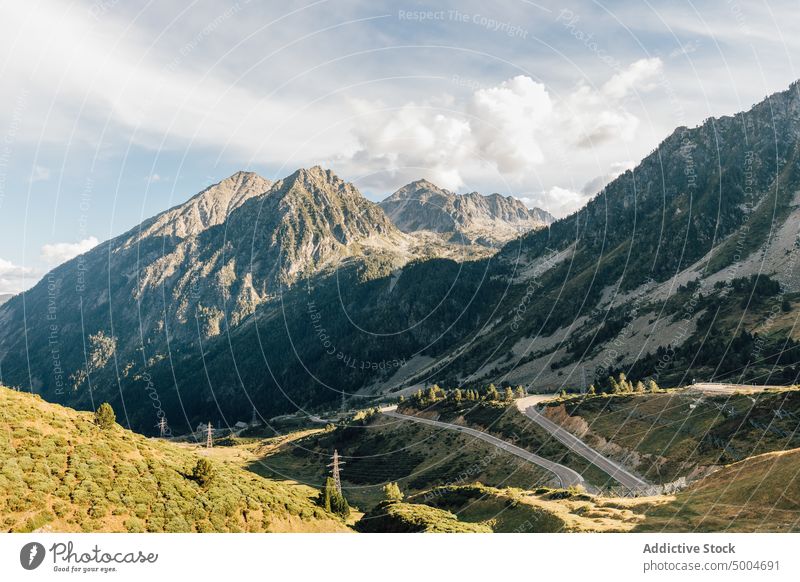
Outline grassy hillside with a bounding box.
[248,413,556,510]
[0,387,348,533]
[355,501,492,532]
[638,447,800,532]
[410,484,673,532]
[414,484,567,532]
[545,389,800,483]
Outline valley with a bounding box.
[1,81,800,535]
[2,378,798,533]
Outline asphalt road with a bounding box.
[381,407,586,489]
[687,382,790,395]
[516,400,649,491]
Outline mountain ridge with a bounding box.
[380,179,553,247]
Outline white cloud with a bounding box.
[40,237,99,265]
[0,1,347,165]
[601,57,663,100]
[468,76,553,174]
[520,187,585,219]
[520,160,638,218]
[338,59,663,192]
[0,258,38,294]
[341,99,474,190]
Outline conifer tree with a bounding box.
[319,477,350,518]
[192,458,214,487]
[94,403,116,429]
[382,482,404,503]
[427,386,437,403]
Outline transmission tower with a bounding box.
[327,449,345,494]
[251,405,258,426]
[205,421,213,448]
[157,416,168,437]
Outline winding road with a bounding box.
[381,407,586,489]
[516,398,649,491]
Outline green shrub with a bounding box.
[124,518,145,533]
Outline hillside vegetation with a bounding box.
[355,501,492,533]
[0,387,348,533]
[638,447,800,532]
[249,413,556,510]
[545,389,800,483]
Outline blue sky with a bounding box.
[1,0,799,293]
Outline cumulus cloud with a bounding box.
[468,76,553,173]
[0,258,38,294]
[343,99,474,190]
[40,237,99,265]
[338,59,662,191]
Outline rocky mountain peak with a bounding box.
[380,179,552,247]
[124,170,272,246]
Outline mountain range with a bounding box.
[2,80,800,435]
[0,167,548,432]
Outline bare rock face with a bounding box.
[380,179,553,247]
[136,166,405,324]
[124,171,273,246]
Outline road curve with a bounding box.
[381,408,586,489]
[516,401,649,491]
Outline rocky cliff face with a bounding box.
[123,171,272,246]
[380,179,553,247]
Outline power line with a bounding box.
[327,449,345,494]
